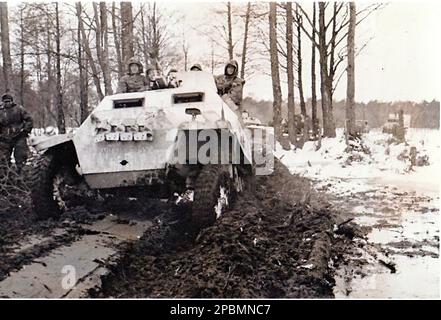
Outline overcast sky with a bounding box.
[172,0,441,103]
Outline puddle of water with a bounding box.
[336,255,439,299]
[334,178,440,299]
[357,208,439,245]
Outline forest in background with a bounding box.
[1,1,437,144]
[243,97,440,129]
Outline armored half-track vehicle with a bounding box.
[29,72,273,229]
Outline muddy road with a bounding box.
[92,162,338,298]
[0,161,349,298]
[0,189,168,298]
[320,177,439,298]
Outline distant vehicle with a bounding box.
[382,112,410,138]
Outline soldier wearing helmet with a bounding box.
[116,57,150,93]
[190,64,202,71]
[215,60,245,108]
[167,68,180,88]
[0,93,33,172]
[145,64,168,90]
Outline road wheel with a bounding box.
[29,152,79,220]
[192,165,236,231]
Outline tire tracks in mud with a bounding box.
[0,161,345,298]
[0,201,160,298]
[92,161,341,298]
[0,214,153,298]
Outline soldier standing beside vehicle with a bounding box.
[0,93,33,173]
[116,57,150,93]
[215,60,245,110]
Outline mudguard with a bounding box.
[29,133,74,152]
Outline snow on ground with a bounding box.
[275,128,440,196]
[276,128,440,298]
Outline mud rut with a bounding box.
[0,161,348,298]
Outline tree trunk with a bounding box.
[285,2,296,146]
[211,40,215,73]
[296,4,306,119]
[112,3,123,78]
[0,2,13,93]
[120,1,134,63]
[19,7,25,105]
[78,6,88,122]
[318,3,328,136]
[318,2,336,138]
[240,2,251,79]
[76,2,104,101]
[46,16,54,125]
[227,2,234,60]
[326,2,338,137]
[55,3,65,134]
[269,2,283,141]
[183,37,189,71]
[140,6,150,72]
[311,2,318,139]
[97,2,112,95]
[346,2,356,138]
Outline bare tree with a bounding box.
[137,3,172,70]
[311,2,319,138]
[269,2,282,140]
[19,6,25,104]
[120,1,134,63]
[295,4,306,119]
[0,2,13,93]
[240,2,251,79]
[76,2,104,101]
[45,10,55,125]
[296,2,383,137]
[94,2,112,95]
[139,4,149,71]
[319,2,335,137]
[111,3,123,78]
[55,3,65,134]
[227,2,234,60]
[285,2,296,146]
[346,2,356,138]
[182,32,189,71]
[77,5,88,122]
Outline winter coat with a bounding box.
[145,65,168,90]
[117,58,150,93]
[215,60,245,106]
[0,102,33,141]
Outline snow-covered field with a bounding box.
[276,128,440,299]
[276,128,440,196]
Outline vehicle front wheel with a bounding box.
[29,152,79,220]
[191,165,236,231]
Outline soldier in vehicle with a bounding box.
[190,64,202,71]
[116,57,149,93]
[215,60,245,109]
[167,68,180,88]
[0,93,33,173]
[146,65,168,90]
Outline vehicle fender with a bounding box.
[29,133,74,152]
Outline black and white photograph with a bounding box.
[0,0,439,305]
